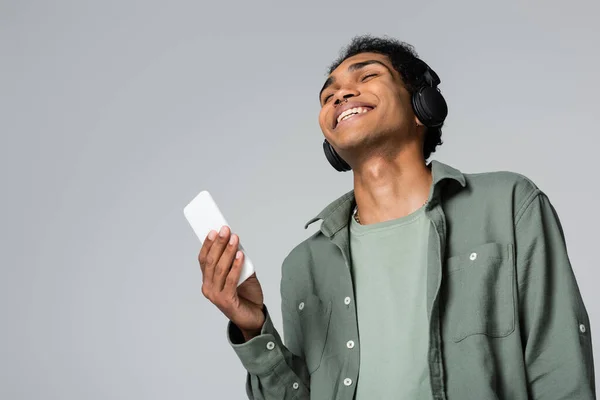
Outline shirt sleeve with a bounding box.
[227,279,310,399]
[515,190,596,399]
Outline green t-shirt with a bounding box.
[349,205,433,400]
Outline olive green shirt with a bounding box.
[349,206,432,399]
[227,160,595,399]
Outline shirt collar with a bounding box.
[304,160,467,237]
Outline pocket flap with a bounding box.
[446,242,509,274]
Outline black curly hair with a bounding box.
[327,35,444,160]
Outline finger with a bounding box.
[204,226,230,284]
[214,233,239,292]
[198,230,218,276]
[223,250,244,295]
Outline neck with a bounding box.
[352,148,432,225]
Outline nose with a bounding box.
[334,88,359,105]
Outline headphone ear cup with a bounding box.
[323,139,351,172]
[412,86,448,128]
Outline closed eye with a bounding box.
[361,73,378,82]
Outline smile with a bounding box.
[336,106,373,128]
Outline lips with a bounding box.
[333,101,375,129]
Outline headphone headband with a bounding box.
[413,58,440,87]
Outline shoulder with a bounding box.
[465,169,537,191]
[462,169,542,211]
[281,230,323,272]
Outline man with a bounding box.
[197,35,596,399]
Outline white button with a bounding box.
[292,382,299,390]
[469,252,477,261]
[298,302,304,310]
[346,340,355,349]
[580,324,586,333]
[266,341,275,350]
[344,378,353,386]
[344,297,351,305]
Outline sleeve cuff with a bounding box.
[227,304,286,376]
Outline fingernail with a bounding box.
[219,226,227,237]
[236,251,242,259]
[229,234,236,245]
[208,230,216,240]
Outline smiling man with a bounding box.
[198,35,596,399]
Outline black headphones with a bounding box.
[322,59,448,172]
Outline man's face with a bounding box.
[318,52,417,156]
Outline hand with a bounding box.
[198,225,265,341]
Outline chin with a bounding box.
[331,131,374,153]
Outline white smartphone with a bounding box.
[183,190,255,287]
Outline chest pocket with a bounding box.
[296,293,332,374]
[441,242,516,343]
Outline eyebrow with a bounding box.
[319,59,391,101]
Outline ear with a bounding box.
[414,115,424,127]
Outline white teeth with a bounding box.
[337,107,371,124]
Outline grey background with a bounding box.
[1,0,599,398]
